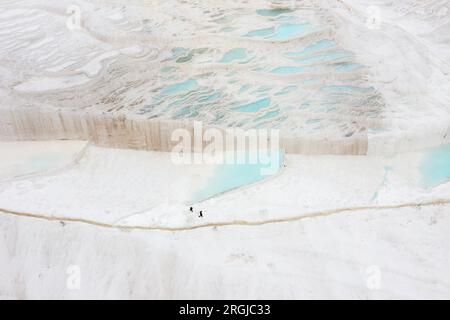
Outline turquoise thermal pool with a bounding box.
[192,150,284,202]
[420,144,450,188]
[130,5,383,142]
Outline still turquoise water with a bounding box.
[246,27,275,38]
[161,79,198,95]
[270,23,311,40]
[246,23,311,41]
[192,150,284,202]
[220,48,247,63]
[420,143,450,188]
[270,66,307,74]
[234,97,271,112]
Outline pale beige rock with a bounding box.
[0,108,368,154]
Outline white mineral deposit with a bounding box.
[0,0,449,300]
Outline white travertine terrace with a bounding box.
[0,0,449,154]
[1,141,450,299]
[1,1,450,299]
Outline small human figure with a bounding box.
[189,206,193,213]
[199,210,203,218]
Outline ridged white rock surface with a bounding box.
[1,0,450,299]
[1,205,450,299]
[0,0,449,154]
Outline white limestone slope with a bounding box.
[0,142,449,229]
[0,140,87,180]
[1,0,450,299]
[1,204,449,299]
[0,140,449,299]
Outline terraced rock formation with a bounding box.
[0,0,449,154]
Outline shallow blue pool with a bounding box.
[246,23,311,41]
[270,23,311,40]
[220,48,248,63]
[270,66,307,74]
[420,143,450,188]
[192,150,284,202]
[234,97,271,112]
[161,79,198,95]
